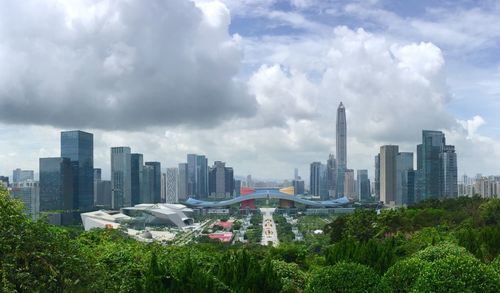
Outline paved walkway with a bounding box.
[260,208,279,247]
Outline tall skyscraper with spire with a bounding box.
[336,102,347,197]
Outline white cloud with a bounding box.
[0,0,256,129]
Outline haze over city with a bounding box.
[1,0,500,181]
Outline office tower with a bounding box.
[39,157,73,211]
[441,145,458,198]
[166,168,178,203]
[145,162,161,203]
[292,179,305,195]
[416,130,457,200]
[310,162,322,196]
[380,145,399,205]
[10,180,39,220]
[294,168,299,180]
[93,168,101,205]
[130,154,143,206]
[12,169,34,183]
[196,156,208,198]
[0,176,9,187]
[186,154,208,198]
[396,152,414,206]
[178,163,188,200]
[225,166,234,199]
[234,180,241,197]
[374,154,380,201]
[161,173,166,202]
[357,170,370,202]
[344,169,356,199]
[336,102,347,197]
[187,154,197,196]
[141,164,154,203]
[326,154,337,198]
[209,161,234,199]
[61,130,94,211]
[111,147,131,209]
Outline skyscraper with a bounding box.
[344,169,356,199]
[145,162,161,203]
[93,168,101,205]
[441,145,458,198]
[374,154,380,201]
[10,180,39,220]
[12,168,34,183]
[39,157,73,211]
[209,161,234,199]
[310,162,328,199]
[141,164,154,203]
[111,147,131,209]
[61,130,94,211]
[396,152,414,206]
[178,163,188,201]
[380,145,399,205]
[166,168,178,203]
[186,154,208,199]
[130,153,143,206]
[326,154,337,198]
[357,170,370,202]
[416,130,457,200]
[336,102,347,197]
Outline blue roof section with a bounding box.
[184,189,350,208]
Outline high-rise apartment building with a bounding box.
[12,168,34,183]
[166,168,178,203]
[61,130,94,211]
[336,102,347,197]
[39,157,73,211]
[380,145,399,205]
[145,162,162,203]
[111,147,131,209]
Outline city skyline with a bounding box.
[1,1,500,180]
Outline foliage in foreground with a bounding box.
[1,186,500,292]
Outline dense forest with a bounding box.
[1,186,499,292]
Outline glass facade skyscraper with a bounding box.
[130,153,143,205]
[416,130,457,200]
[39,157,73,211]
[145,162,162,203]
[61,130,94,211]
[178,163,188,201]
[111,147,131,209]
[357,169,370,202]
[186,154,208,199]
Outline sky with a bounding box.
[1,0,500,181]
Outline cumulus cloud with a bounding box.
[0,0,256,130]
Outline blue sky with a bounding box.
[1,0,500,180]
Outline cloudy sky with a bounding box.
[1,0,500,181]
